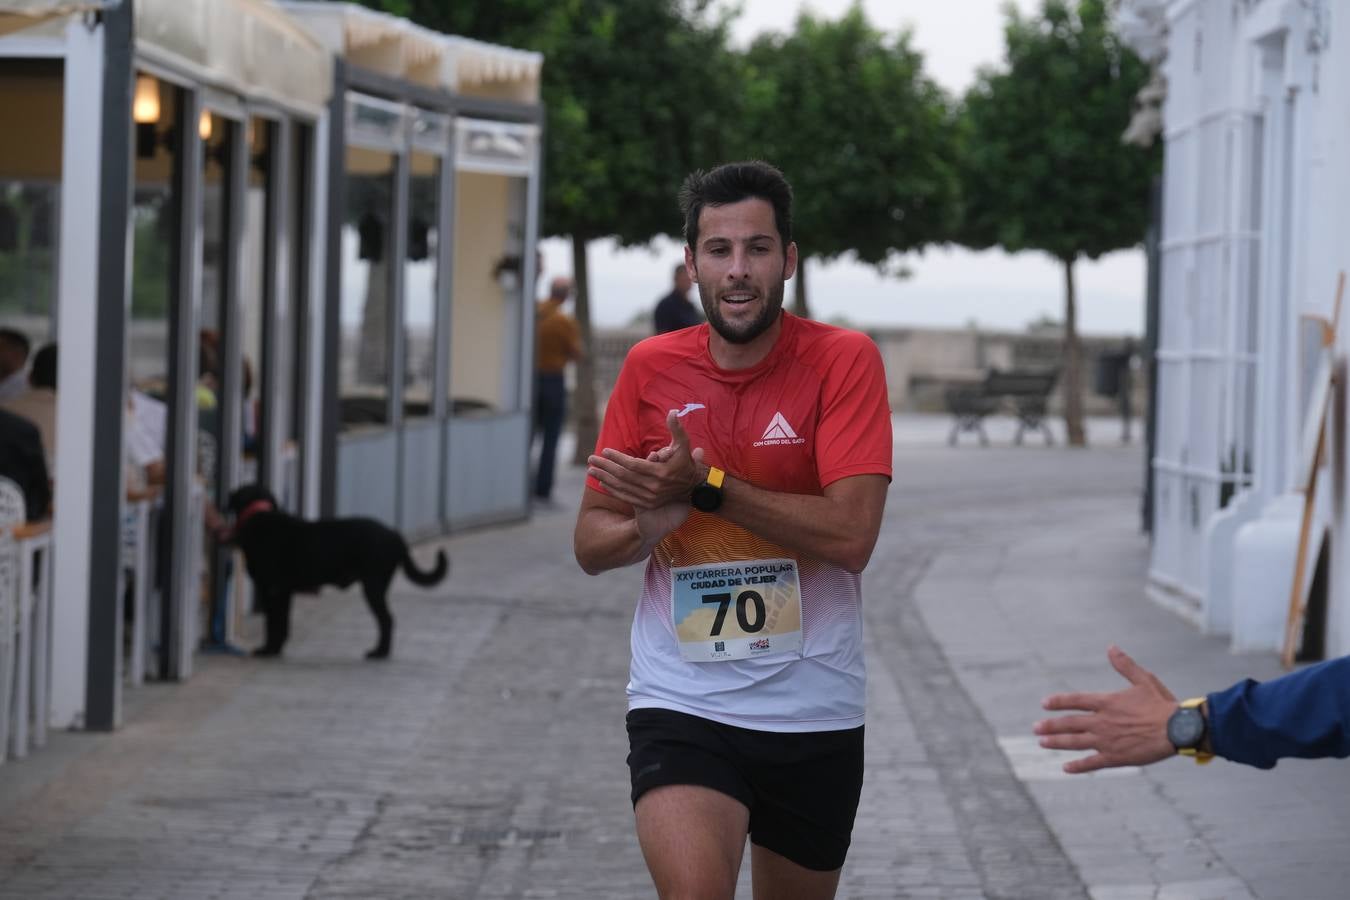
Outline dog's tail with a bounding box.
[402,548,449,587]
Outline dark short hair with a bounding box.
[29,343,55,389]
[679,161,793,254]
[0,327,30,359]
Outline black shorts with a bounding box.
[625,707,865,872]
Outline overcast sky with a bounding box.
[539,0,1146,336]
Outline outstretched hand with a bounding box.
[588,410,704,511]
[1033,646,1179,774]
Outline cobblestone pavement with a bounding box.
[2,416,1347,898]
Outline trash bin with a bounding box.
[1094,352,1124,398]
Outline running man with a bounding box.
[574,161,892,899]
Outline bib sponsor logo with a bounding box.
[749,638,770,652]
[753,411,806,447]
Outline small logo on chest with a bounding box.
[672,402,706,418]
[754,412,806,447]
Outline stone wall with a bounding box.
[590,324,1148,417]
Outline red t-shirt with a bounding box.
[589,313,893,731]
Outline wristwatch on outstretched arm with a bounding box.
[1166,697,1214,764]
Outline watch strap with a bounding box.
[690,466,726,513]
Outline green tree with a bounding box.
[958,0,1159,446]
[349,0,738,464]
[735,4,959,317]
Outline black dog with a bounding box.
[222,484,448,659]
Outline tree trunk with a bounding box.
[1062,257,1087,447]
[570,235,601,466]
[791,258,811,318]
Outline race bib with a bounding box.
[671,559,803,662]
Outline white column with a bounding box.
[50,18,105,729]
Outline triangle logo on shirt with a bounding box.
[755,412,805,447]
[761,412,798,441]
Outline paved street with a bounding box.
[3,415,1349,899]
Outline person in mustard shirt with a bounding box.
[534,276,582,505]
[574,161,892,899]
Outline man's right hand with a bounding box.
[587,411,703,510]
[1034,646,1180,773]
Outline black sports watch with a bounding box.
[1166,698,1211,761]
[690,466,725,513]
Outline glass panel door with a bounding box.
[448,171,529,416]
[403,151,440,419]
[197,109,239,652]
[340,147,397,430]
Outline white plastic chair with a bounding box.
[16,522,51,755]
[0,475,24,527]
[0,476,24,764]
[123,492,160,686]
[0,476,53,758]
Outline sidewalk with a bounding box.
[0,415,1345,899]
[885,416,1350,900]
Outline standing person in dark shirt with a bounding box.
[652,262,702,334]
[0,406,50,521]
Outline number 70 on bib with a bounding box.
[670,559,804,662]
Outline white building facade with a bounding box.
[1124,0,1348,658]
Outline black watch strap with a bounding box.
[690,466,725,512]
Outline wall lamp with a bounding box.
[134,73,166,159]
[134,74,215,160]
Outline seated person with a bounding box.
[126,386,167,492]
[0,406,50,521]
[2,343,57,470]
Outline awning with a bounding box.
[444,36,542,91]
[0,0,332,112]
[0,0,104,37]
[135,0,331,112]
[282,1,542,103]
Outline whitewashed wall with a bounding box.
[1144,0,1347,657]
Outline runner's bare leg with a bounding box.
[635,785,749,899]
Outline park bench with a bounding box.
[944,368,1059,447]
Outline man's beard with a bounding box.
[697,277,786,345]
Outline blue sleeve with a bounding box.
[1206,656,1350,769]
